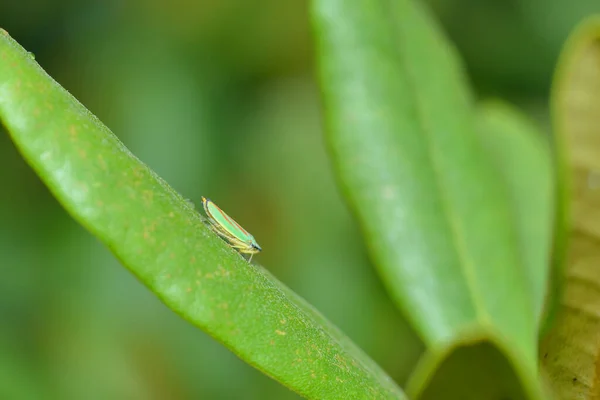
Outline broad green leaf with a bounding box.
[541,16,600,398]
[539,16,600,338]
[312,0,544,398]
[551,15,600,244]
[476,101,554,325]
[0,30,406,400]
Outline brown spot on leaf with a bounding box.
[97,154,107,170]
[69,125,78,139]
[142,190,154,205]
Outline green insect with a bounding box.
[202,196,262,262]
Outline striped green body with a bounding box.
[202,197,261,262]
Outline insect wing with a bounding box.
[204,198,254,245]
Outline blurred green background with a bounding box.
[0,1,598,399]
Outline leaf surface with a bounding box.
[477,101,554,324]
[0,29,405,400]
[312,0,547,397]
[541,16,600,399]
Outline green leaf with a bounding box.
[476,100,554,326]
[312,0,545,398]
[540,232,600,399]
[0,30,406,400]
[555,14,600,259]
[541,15,600,399]
[539,17,600,338]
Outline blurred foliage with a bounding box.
[540,16,600,398]
[313,0,552,396]
[0,0,598,399]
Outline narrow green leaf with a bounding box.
[0,30,406,400]
[312,0,544,397]
[476,100,554,325]
[541,16,600,398]
[557,16,600,237]
[540,17,600,337]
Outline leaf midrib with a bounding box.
[383,0,489,333]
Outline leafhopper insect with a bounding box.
[201,197,262,262]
